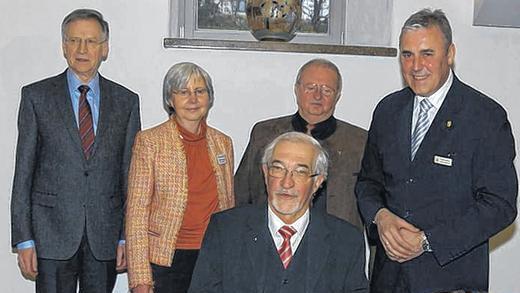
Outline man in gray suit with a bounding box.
[189,132,368,292]
[10,9,141,293]
[235,58,367,230]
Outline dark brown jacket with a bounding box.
[234,114,367,230]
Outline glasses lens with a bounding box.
[269,165,285,178]
[320,86,335,96]
[194,88,208,96]
[303,84,317,93]
[66,37,103,49]
[268,165,313,182]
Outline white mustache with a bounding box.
[274,189,298,197]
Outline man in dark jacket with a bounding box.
[235,58,367,230]
[356,8,517,293]
[190,132,368,293]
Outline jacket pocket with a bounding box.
[147,222,161,237]
[32,191,57,208]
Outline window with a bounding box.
[473,0,520,28]
[171,0,346,44]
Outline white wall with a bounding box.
[0,0,518,292]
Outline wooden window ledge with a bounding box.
[164,38,397,57]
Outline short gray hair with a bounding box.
[162,62,215,116]
[400,8,452,51]
[295,58,342,97]
[261,132,328,179]
[62,9,109,41]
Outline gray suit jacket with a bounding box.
[188,206,368,293]
[234,114,367,229]
[11,70,141,261]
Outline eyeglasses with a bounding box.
[267,163,319,183]
[64,37,106,49]
[173,88,208,98]
[301,83,336,97]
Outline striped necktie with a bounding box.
[278,225,297,269]
[78,85,95,159]
[411,98,433,160]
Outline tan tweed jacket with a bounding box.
[125,118,234,288]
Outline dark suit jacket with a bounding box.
[235,115,367,229]
[11,70,141,261]
[355,75,518,293]
[188,206,368,293]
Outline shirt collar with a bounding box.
[267,205,310,236]
[415,69,453,109]
[67,68,100,98]
[291,112,337,140]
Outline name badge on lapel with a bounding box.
[216,154,227,165]
[433,155,452,167]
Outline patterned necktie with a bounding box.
[78,85,95,159]
[278,225,297,269]
[410,98,434,160]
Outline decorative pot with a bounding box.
[246,0,302,42]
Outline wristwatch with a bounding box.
[421,233,433,252]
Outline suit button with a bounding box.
[282,279,289,285]
[84,172,89,177]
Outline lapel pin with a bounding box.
[446,120,453,128]
[252,236,258,242]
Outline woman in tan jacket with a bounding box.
[126,62,234,293]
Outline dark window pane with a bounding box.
[198,0,249,31]
[197,0,329,34]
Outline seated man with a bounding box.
[189,132,368,293]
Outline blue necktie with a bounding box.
[411,98,433,160]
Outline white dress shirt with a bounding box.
[268,206,310,255]
[411,70,454,136]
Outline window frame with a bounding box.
[170,0,347,45]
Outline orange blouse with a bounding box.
[175,119,218,249]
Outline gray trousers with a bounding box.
[36,235,116,293]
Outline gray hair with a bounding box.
[61,9,109,41]
[261,132,328,180]
[400,8,452,51]
[295,58,342,98]
[162,62,215,116]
